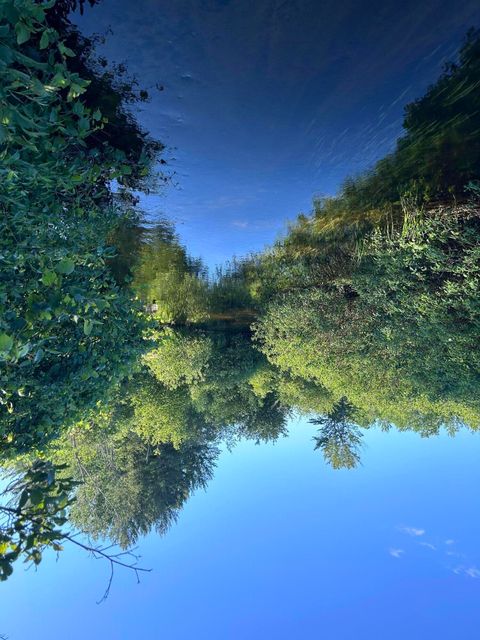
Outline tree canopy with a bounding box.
[1,2,480,586]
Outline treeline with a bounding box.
[245,29,480,431]
[39,324,365,548]
[130,27,480,433]
[103,26,480,435]
[129,219,255,324]
[2,1,480,582]
[0,0,162,578]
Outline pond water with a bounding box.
[2,0,480,638]
[71,0,480,266]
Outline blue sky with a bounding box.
[3,5,480,637]
[73,0,480,266]
[2,419,480,639]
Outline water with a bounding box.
[2,1,480,638]
[72,0,480,266]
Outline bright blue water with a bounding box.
[4,3,480,637]
[73,0,480,267]
[2,418,479,639]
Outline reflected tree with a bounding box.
[2,2,480,590]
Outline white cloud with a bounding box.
[453,565,480,579]
[232,220,248,228]
[389,548,405,559]
[419,542,436,550]
[465,567,480,579]
[400,526,425,537]
[444,539,455,545]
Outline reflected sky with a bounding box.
[3,419,480,639]
[73,0,480,265]
[3,3,480,637]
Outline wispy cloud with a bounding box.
[453,565,480,579]
[419,542,436,551]
[400,526,425,537]
[391,527,478,578]
[232,220,249,228]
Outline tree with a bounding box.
[67,432,218,548]
[311,398,363,470]
[132,221,210,323]
[0,0,158,455]
[0,459,149,599]
[144,328,213,389]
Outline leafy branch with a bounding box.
[0,460,150,601]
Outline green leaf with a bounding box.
[17,343,30,359]
[72,101,84,116]
[15,23,31,46]
[58,42,75,57]
[41,270,57,286]
[83,319,93,336]
[56,259,75,275]
[39,30,49,50]
[29,489,43,506]
[0,334,13,353]
[68,83,87,99]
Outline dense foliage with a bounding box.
[0,0,159,456]
[254,203,480,431]
[131,220,255,325]
[331,27,480,212]
[1,2,480,587]
[0,460,75,580]
[247,32,480,432]
[0,0,161,580]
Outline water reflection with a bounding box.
[2,0,480,608]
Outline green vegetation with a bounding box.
[0,0,160,579]
[40,329,291,547]
[1,1,480,586]
[63,429,218,549]
[0,0,163,457]
[131,220,210,323]
[131,220,254,325]
[318,27,480,215]
[248,30,480,433]
[253,202,480,431]
[311,397,363,470]
[0,460,76,581]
